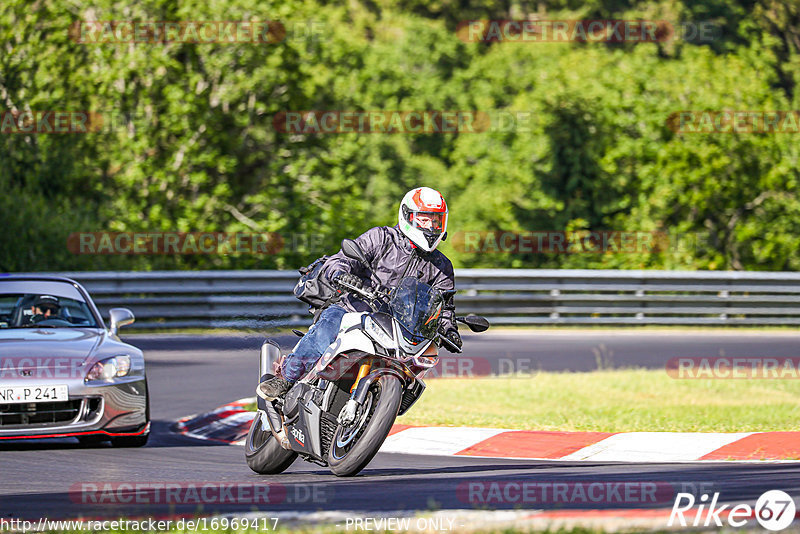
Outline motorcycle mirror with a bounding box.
[341,239,369,266]
[457,315,490,332]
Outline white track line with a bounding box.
[380,426,506,455]
[561,432,754,462]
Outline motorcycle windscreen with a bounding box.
[389,277,444,344]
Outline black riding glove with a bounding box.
[444,329,462,352]
[334,272,363,291]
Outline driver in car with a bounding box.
[29,295,61,323]
[257,186,462,401]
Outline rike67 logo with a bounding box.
[668,490,796,531]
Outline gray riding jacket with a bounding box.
[323,224,457,334]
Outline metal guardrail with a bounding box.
[18,269,800,329]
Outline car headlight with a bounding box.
[85,355,131,382]
[364,316,396,349]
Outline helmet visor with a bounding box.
[409,211,445,232]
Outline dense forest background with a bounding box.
[2,0,798,272]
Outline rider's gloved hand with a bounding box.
[374,284,392,298]
[334,272,363,291]
[444,329,462,352]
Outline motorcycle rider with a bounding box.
[257,186,462,401]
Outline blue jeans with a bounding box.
[281,305,348,382]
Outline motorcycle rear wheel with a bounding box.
[327,374,402,477]
[245,411,298,474]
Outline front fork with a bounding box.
[262,362,376,446]
[339,363,371,426]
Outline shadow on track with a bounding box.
[0,420,231,451]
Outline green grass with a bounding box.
[394,369,800,432]
[243,369,800,433]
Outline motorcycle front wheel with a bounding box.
[245,411,298,474]
[327,374,402,477]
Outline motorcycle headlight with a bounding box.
[364,316,396,349]
[85,355,131,382]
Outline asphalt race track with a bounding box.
[2,331,800,521]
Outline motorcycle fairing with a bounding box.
[397,377,426,416]
[284,391,325,459]
[392,319,433,356]
[314,312,374,377]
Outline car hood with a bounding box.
[0,328,104,371]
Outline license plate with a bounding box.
[0,385,69,404]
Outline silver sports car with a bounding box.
[0,275,149,446]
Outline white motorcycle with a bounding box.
[245,239,489,477]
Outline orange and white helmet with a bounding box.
[398,187,448,252]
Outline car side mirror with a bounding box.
[341,239,369,266]
[457,315,490,333]
[109,308,135,336]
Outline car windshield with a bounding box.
[388,277,444,341]
[0,293,99,328]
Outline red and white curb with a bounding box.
[175,398,800,461]
[173,398,255,445]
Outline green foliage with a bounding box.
[1,0,798,272]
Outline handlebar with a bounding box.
[335,279,379,302]
[335,276,394,301]
[439,333,462,354]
